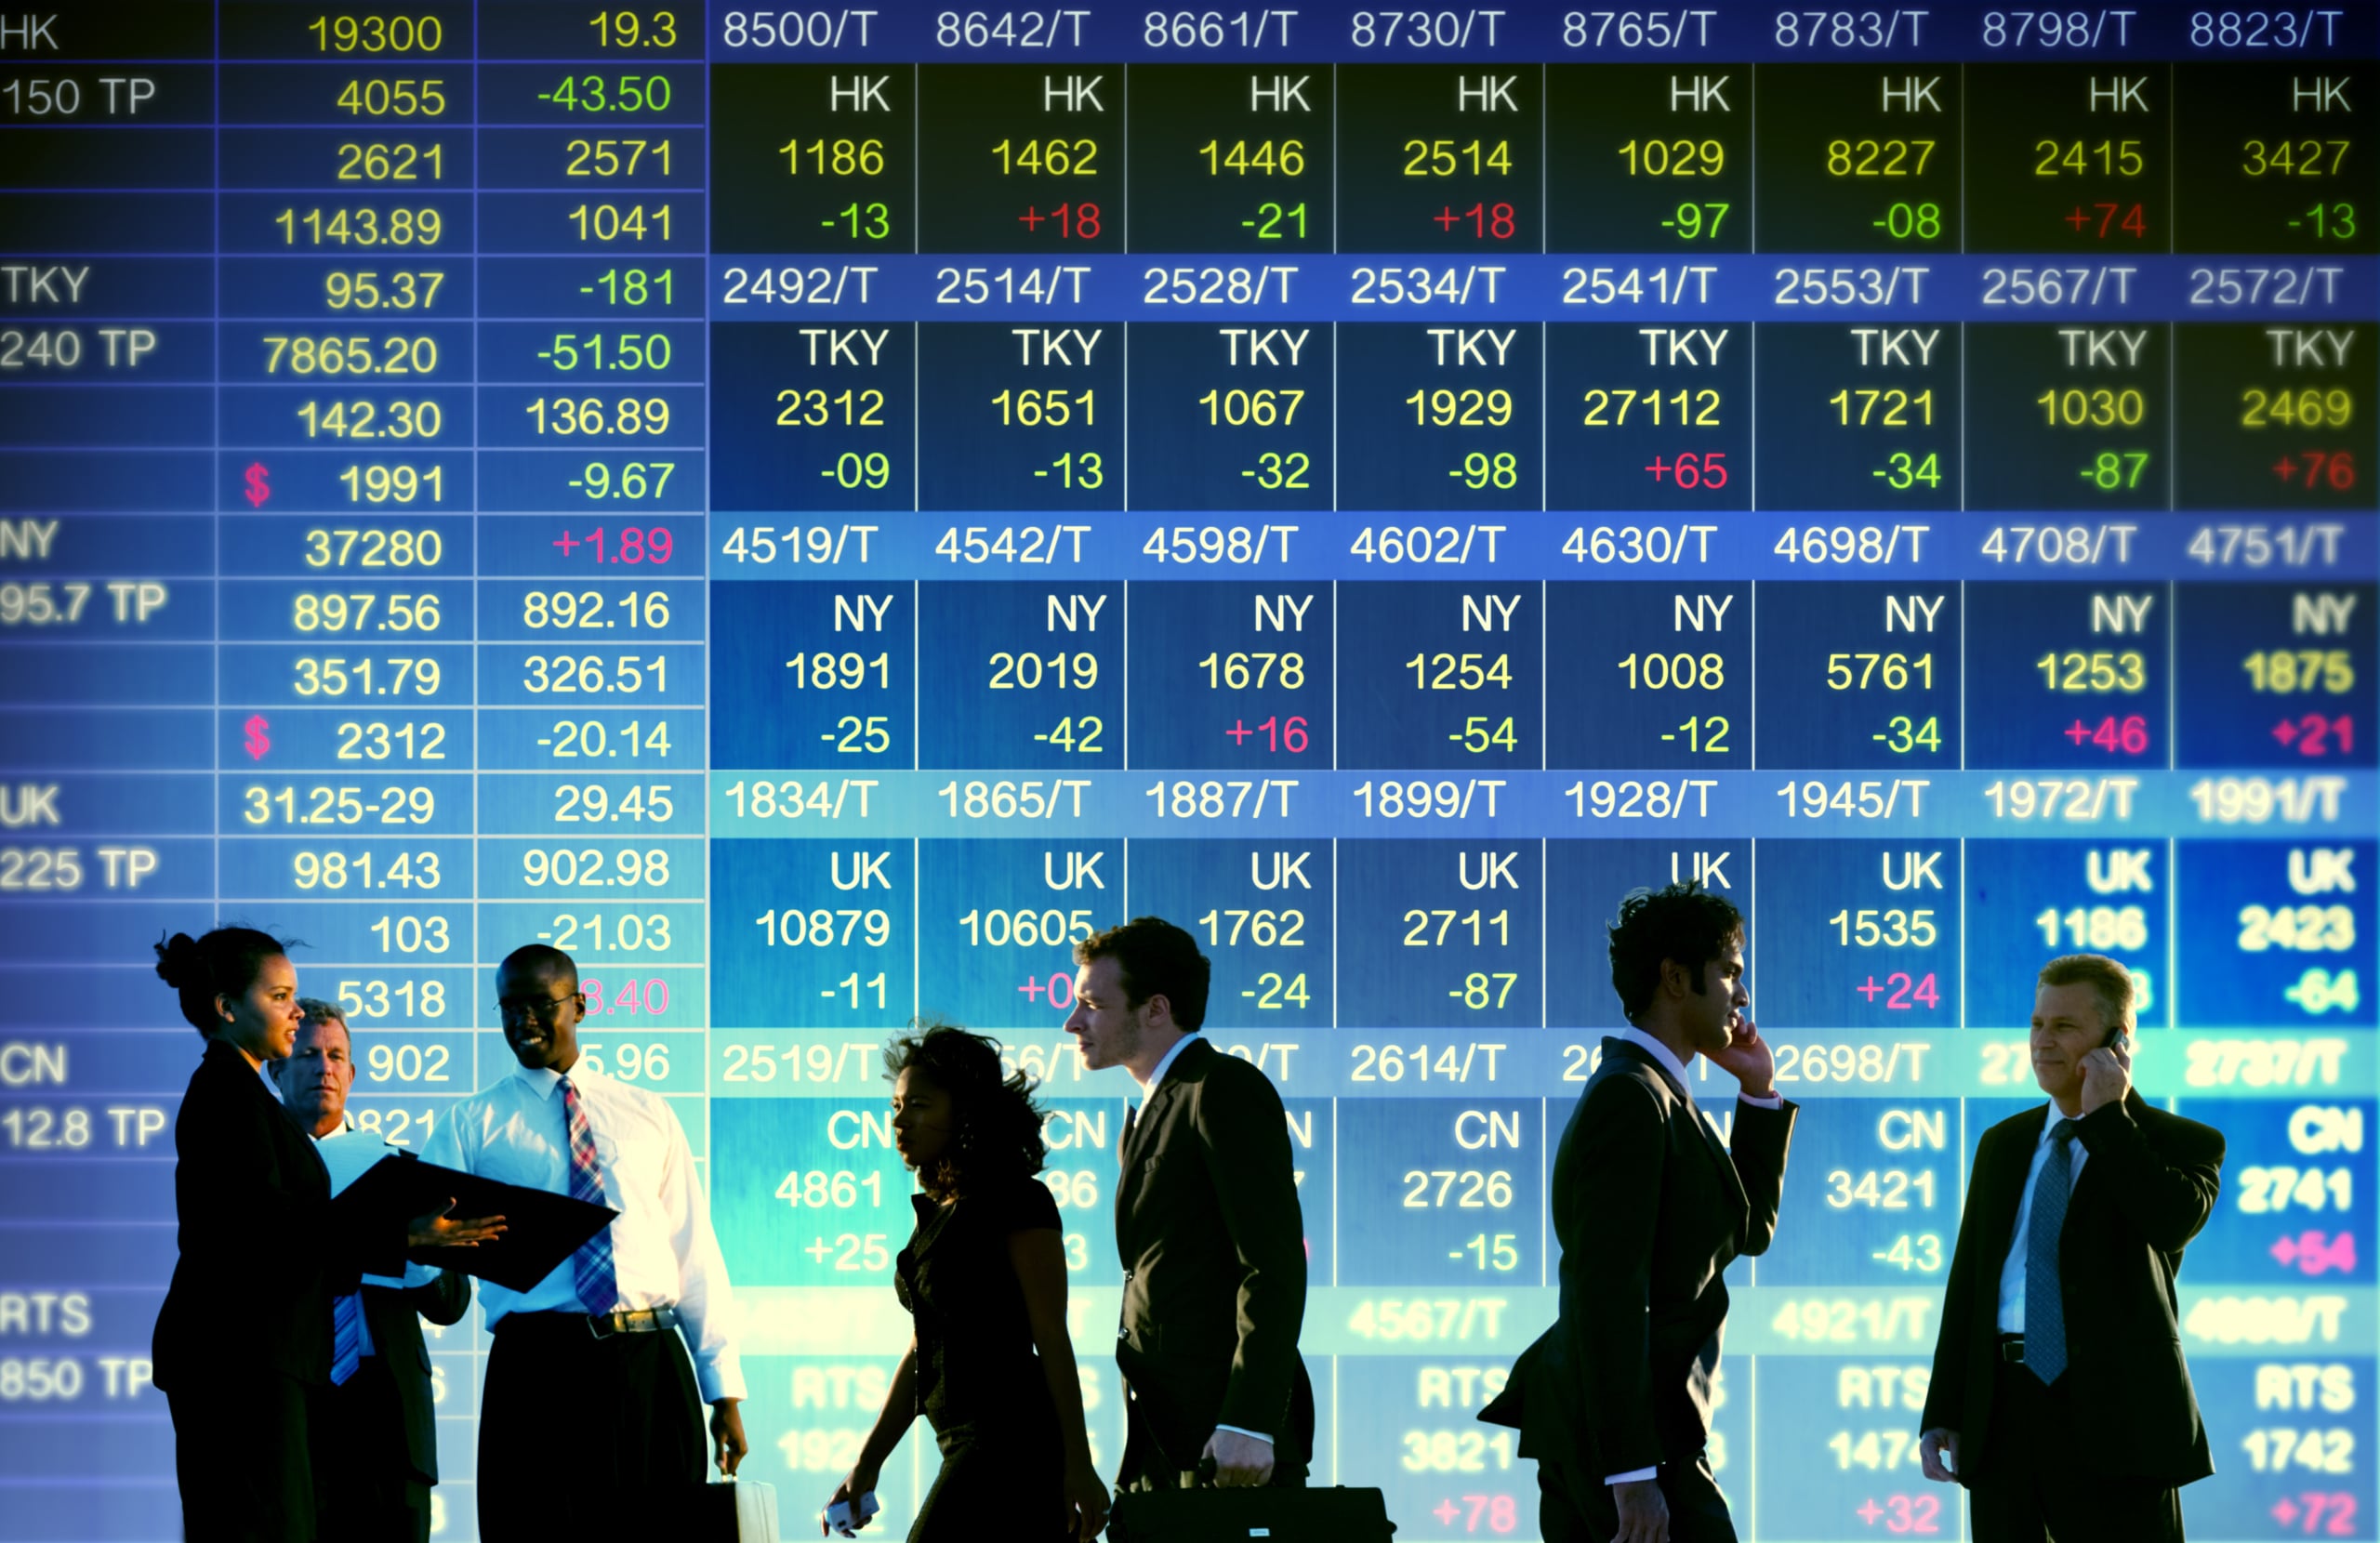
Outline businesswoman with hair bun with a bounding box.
[825,1023,1108,1542]
[151,927,501,1541]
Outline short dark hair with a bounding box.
[153,927,295,1037]
[884,1022,1046,1200]
[1075,916,1210,1033]
[1607,883,1744,1022]
[498,943,577,989]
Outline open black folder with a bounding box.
[335,1152,617,1293]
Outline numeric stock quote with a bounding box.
[0,1,2375,1538]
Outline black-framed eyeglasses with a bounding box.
[497,994,581,1023]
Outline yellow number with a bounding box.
[1827,139,1937,177]
[1198,139,1304,177]
[993,138,1098,176]
[2241,388,2354,429]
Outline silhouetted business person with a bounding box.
[151,929,499,1543]
[1482,884,1795,1543]
[826,1024,1108,1542]
[277,998,472,1543]
[1064,917,1314,1493]
[1919,955,2225,1543]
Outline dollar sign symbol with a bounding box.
[244,714,271,761]
[244,462,271,508]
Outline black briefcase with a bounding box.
[1109,1485,1396,1543]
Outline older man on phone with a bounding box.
[1918,955,2226,1543]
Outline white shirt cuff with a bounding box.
[1606,1466,1658,1484]
[1739,1091,1783,1110]
[694,1349,747,1404]
[1213,1424,1271,1446]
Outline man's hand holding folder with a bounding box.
[409,1198,508,1252]
[336,1152,618,1291]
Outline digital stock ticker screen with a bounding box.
[1,2,2377,1539]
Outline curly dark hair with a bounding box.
[883,1022,1047,1200]
[1606,882,1743,1022]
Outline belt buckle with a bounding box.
[588,1311,620,1340]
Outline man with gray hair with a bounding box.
[275,997,471,1543]
[1917,955,2225,1543]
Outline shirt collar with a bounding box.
[2039,1101,2085,1143]
[311,1113,360,1143]
[1133,1034,1197,1105]
[510,1059,571,1101]
[1616,1025,1695,1100]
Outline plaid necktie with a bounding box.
[2024,1122,2081,1384]
[330,1289,363,1385]
[559,1075,618,1314]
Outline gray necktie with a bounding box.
[2024,1123,2081,1384]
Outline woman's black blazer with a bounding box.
[152,1039,405,1388]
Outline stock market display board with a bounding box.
[1,1,2376,1538]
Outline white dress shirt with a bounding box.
[1127,1032,1268,1449]
[419,1060,745,1402]
[1996,1103,2091,1333]
[1614,1025,1786,1112]
[1131,1032,1197,1104]
[1602,1028,1782,1485]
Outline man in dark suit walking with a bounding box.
[277,1000,472,1543]
[1918,955,2225,1542]
[1481,883,1795,1543]
[1063,916,1313,1492]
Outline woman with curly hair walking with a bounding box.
[824,1023,1108,1542]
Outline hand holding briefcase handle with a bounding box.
[1107,1457,1397,1543]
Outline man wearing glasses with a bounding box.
[420,944,747,1539]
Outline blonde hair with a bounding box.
[2037,954,2135,1037]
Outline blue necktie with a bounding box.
[2025,1123,2080,1384]
[330,1289,363,1386]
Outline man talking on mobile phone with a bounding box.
[1918,954,2226,1543]
[1481,883,1794,1543]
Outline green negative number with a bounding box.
[827,452,889,489]
[1454,452,1519,491]
[1874,202,1941,240]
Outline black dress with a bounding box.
[894,1174,1069,1541]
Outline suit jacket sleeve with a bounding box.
[178,1061,403,1288]
[1729,1099,1797,1257]
[1921,1126,1999,1435]
[2074,1100,2226,1252]
[1196,1062,1308,1438]
[404,1266,470,1328]
[1569,1075,1669,1476]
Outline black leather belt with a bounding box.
[499,1306,679,1340]
[1999,1334,2026,1364]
